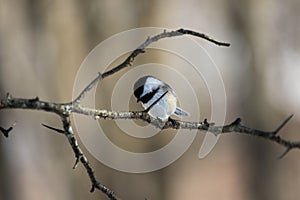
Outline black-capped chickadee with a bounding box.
[133,75,190,121]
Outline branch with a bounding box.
[73,107,298,158]
[2,96,295,157]
[60,116,119,200]
[73,28,230,104]
[72,105,298,158]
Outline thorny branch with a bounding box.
[0,28,298,200]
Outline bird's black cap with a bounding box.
[133,76,159,103]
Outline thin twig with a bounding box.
[72,73,103,104]
[42,123,65,134]
[177,29,230,46]
[73,28,230,104]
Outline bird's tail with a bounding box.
[174,107,190,117]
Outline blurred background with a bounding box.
[1,0,300,200]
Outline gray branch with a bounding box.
[0,95,297,157]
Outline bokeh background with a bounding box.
[1,0,300,200]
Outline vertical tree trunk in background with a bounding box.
[228,1,274,199]
[0,0,87,199]
[228,0,300,199]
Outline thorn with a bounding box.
[177,28,184,33]
[168,117,177,126]
[6,93,12,99]
[73,157,80,169]
[0,127,12,137]
[278,147,292,159]
[203,118,211,127]
[0,121,17,138]
[203,119,215,126]
[90,185,95,193]
[231,118,241,126]
[42,124,65,134]
[134,48,145,55]
[273,114,293,135]
[29,96,39,102]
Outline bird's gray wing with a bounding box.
[174,107,190,117]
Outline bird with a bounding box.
[133,75,190,121]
